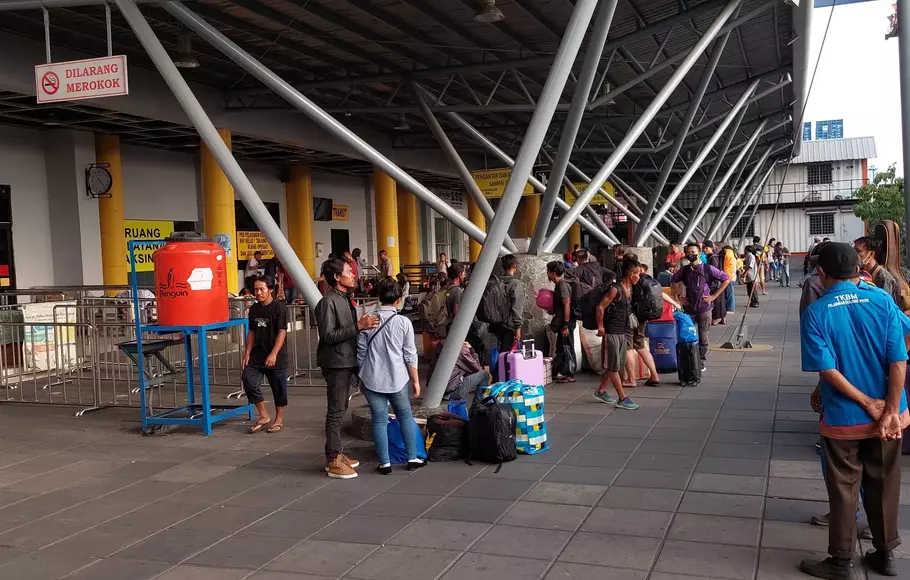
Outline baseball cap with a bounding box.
[817,242,860,280]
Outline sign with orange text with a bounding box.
[472,168,536,199]
[35,55,128,104]
[332,205,349,221]
[237,231,275,261]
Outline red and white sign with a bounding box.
[35,55,129,104]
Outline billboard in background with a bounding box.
[803,122,812,142]
[816,119,844,140]
[564,182,615,205]
[124,219,175,272]
[472,168,536,199]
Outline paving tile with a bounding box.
[663,406,719,419]
[612,469,690,490]
[285,489,369,514]
[523,482,607,506]
[763,498,827,524]
[710,430,773,445]
[347,545,461,580]
[103,480,193,504]
[678,492,765,519]
[41,523,159,557]
[451,477,535,500]
[473,524,571,559]
[589,425,651,439]
[476,461,553,481]
[54,498,145,525]
[242,510,335,539]
[756,548,830,580]
[0,546,28,567]
[248,572,337,580]
[688,473,767,496]
[559,532,661,570]
[696,456,769,476]
[53,557,173,580]
[105,461,181,480]
[188,534,300,569]
[499,501,591,531]
[423,496,512,523]
[767,477,827,501]
[669,513,761,547]
[171,505,266,533]
[312,514,413,544]
[646,427,710,442]
[388,518,490,550]
[598,486,683,512]
[580,507,673,538]
[0,551,96,580]
[0,517,91,550]
[107,500,205,530]
[386,473,471,496]
[770,460,823,479]
[150,463,237,484]
[601,411,663,426]
[542,465,619,486]
[154,565,254,580]
[561,449,631,468]
[636,439,704,456]
[654,540,757,580]
[440,553,549,580]
[703,442,771,459]
[627,452,698,473]
[112,529,226,563]
[266,540,376,576]
[760,520,829,552]
[544,562,647,580]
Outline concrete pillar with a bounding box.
[373,168,399,275]
[95,133,127,289]
[285,164,316,278]
[521,195,541,239]
[201,128,238,291]
[397,187,420,267]
[626,246,653,273]
[568,223,582,251]
[467,194,485,262]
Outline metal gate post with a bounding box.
[423,0,598,408]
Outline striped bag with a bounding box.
[478,380,548,455]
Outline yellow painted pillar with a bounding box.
[523,195,541,240]
[286,164,316,278]
[569,223,582,250]
[96,134,127,289]
[373,169,399,276]
[201,128,238,292]
[467,195,485,262]
[397,187,420,267]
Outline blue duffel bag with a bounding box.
[674,311,698,344]
[387,416,428,465]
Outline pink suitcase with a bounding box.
[498,340,546,386]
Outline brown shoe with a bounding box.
[326,456,358,479]
[810,512,830,526]
[324,453,360,472]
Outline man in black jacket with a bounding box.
[315,258,379,479]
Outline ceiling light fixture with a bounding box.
[173,33,200,69]
[393,113,410,131]
[474,0,505,23]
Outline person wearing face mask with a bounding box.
[854,236,900,305]
[671,243,731,370]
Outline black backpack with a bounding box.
[426,413,468,462]
[568,278,593,317]
[632,274,663,321]
[478,276,511,325]
[579,284,613,331]
[467,396,517,469]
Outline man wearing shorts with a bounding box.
[242,275,289,434]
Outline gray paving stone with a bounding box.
[451,477,535,500]
[770,460,823,479]
[773,432,818,446]
[636,439,704,456]
[542,465,620,486]
[598,486,683,511]
[351,493,442,518]
[688,473,767,496]
[703,442,771,459]
[771,444,819,461]
[41,523,159,557]
[188,534,300,569]
[544,563,647,580]
[475,461,553,481]
[473,524,571,559]
[669,513,761,547]
[0,551,96,580]
[105,461,181,480]
[523,482,607,506]
[627,452,698,473]
[347,545,461,580]
[170,505,265,533]
[589,425,651,439]
[241,510,336,539]
[580,507,673,538]
[315,515,416,547]
[284,489,369,514]
[0,517,91,550]
[386,473,472,496]
[760,520,829,552]
[654,540,757,580]
[678,491,765,519]
[388,518,490,550]
[696,456,770,476]
[52,557,173,580]
[756,548,830,580]
[424,497,512,523]
[600,411,663,426]
[559,532,661,570]
[111,529,226,563]
[560,449,632,468]
[440,553,549,580]
[499,501,591,531]
[265,540,376,576]
[575,436,641,452]
[153,565,254,580]
[710,430,773,445]
[763,498,827,524]
[613,469,691,490]
[663,407,720,419]
[646,427,711,442]
[767,477,827,501]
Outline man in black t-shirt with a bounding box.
[242,275,289,434]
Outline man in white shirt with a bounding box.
[244,251,265,283]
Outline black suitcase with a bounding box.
[676,342,701,386]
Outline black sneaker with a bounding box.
[799,557,859,580]
[377,463,392,475]
[864,550,897,576]
[407,459,427,471]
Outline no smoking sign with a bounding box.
[41,72,60,96]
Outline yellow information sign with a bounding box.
[332,205,349,221]
[124,219,174,272]
[237,231,274,261]
[471,168,536,199]
[564,181,615,205]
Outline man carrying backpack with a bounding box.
[445,264,467,323]
[671,242,731,369]
[490,254,524,352]
[547,261,576,383]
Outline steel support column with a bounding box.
[528,0,619,254]
[542,0,742,253]
[635,20,737,239]
[707,143,774,241]
[164,1,503,254]
[633,79,758,246]
[681,120,768,243]
[424,0,597,408]
[721,162,776,243]
[113,0,323,306]
[410,85,518,252]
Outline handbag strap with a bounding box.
[366,313,399,352]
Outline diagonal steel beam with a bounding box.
[714,146,776,241]
[720,160,776,242]
[542,0,743,253]
[707,132,762,235]
[733,163,778,249]
[529,0,619,254]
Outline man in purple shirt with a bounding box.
[672,242,731,368]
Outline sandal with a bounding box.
[248,419,270,434]
[267,423,283,434]
[644,379,661,387]
[555,377,576,383]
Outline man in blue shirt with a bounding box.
[800,243,907,579]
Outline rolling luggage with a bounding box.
[676,342,701,386]
[498,340,546,386]
[647,321,678,373]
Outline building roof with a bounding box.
[791,137,877,164]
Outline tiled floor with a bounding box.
[0,284,908,580]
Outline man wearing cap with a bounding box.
[799,242,908,579]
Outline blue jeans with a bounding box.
[362,386,417,465]
[724,282,735,312]
[779,263,790,287]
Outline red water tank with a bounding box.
[153,232,229,326]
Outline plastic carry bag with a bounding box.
[552,334,577,377]
[447,399,469,422]
[476,379,548,455]
[674,311,698,344]
[387,416,428,464]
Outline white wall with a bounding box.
[122,145,200,222]
[311,171,371,261]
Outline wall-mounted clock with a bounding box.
[85,163,113,198]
